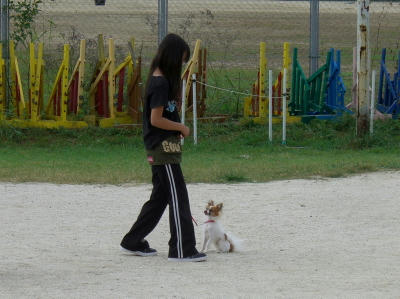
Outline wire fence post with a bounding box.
[181,78,186,145]
[158,0,168,45]
[370,69,376,135]
[309,0,319,75]
[357,0,370,137]
[192,73,197,145]
[282,68,287,145]
[268,70,272,142]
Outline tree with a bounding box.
[8,0,54,48]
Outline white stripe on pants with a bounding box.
[165,164,183,258]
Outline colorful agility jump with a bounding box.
[67,40,86,116]
[271,42,291,117]
[180,39,210,144]
[0,44,7,120]
[243,42,267,123]
[289,48,352,119]
[7,41,25,120]
[28,42,44,123]
[1,37,205,129]
[45,41,87,126]
[45,44,70,121]
[88,35,116,126]
[1,36,143,129]
[377,48,400,118]
[2,40,88,128]
[89,35,142,128]
[243,42,299,124]
[116,39,142,124]
[181,39,207,121]
[326,49,351,116]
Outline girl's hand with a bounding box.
[180,125,190,138]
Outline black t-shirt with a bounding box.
[143,76,181,150]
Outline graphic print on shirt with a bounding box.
[166,101,177,113]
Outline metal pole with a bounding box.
[192,73,197,145]
[158,0,168,45]
[268,70,272,142]
[235,72,240,118]
[309,0,319,75]
[282,68,287,145]
[370,70,376,135]
[357,0,370,136]
[181,78,186,145]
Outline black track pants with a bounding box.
[121,164,197,258]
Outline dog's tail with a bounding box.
[225,232,244,252]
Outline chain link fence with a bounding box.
[4,0,400,117]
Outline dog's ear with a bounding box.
[217,203,223,210]
[207,200,214,207]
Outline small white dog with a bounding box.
[200,200,235,253]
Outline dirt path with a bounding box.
[1,171,400,298]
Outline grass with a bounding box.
[1,116,400,185]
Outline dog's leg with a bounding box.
[224,233,234,253]
[228,240,234,252]
[201,232,210,253]
[215,238,229,253]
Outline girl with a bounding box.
[120,34,206,262]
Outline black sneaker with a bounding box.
[168,252,207,262]
[120,245,158,256]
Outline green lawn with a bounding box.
[1,117,400,184]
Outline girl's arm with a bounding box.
[151,106,190,137]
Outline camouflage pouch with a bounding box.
[146,135,182,165]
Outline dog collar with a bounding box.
[204,220,215,224]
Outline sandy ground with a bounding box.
[1,171,400,298]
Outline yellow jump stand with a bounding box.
[181,39,211,121]
[26,42,45,123]
[114,38,143,127]
[0,41,25,122]
[244,42,267,124]
[181,39,201,117]
[89,35,142,128]
[244,42,300,124]
[126,52,143,124]
[88,35,115,127]
[7,42,45,128]
[44,43,87,128]
[272,43,301,124]
[67,39,86,116]
[45,44,70,121]
[8,42,87,129]
[0,44,6,120]
[9,41,25,120]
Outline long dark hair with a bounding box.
[146,33,190,100]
